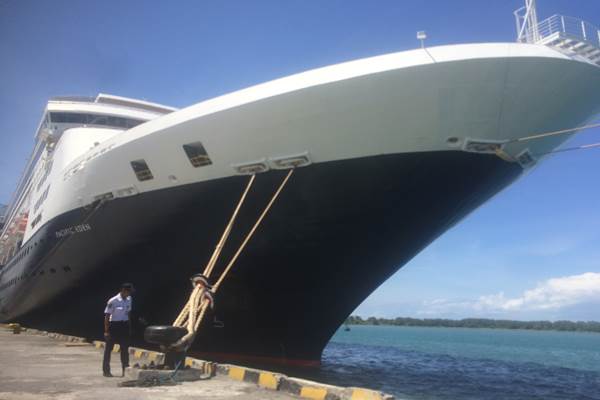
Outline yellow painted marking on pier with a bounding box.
[299,386,327,400]
[112,344,120,353]
[351,388,384,400]
[134,350,143,358]
[93,341,104,349]
[185,357,194,367]
[228,366,246,381]
[148,352,158,362]
[258,372,279,389]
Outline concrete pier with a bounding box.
[0,325,394,400]
[0,328,294,400]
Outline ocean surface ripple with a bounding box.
[300,326,600,400]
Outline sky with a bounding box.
[1,0,599,321]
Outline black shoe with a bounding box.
[103,372,113,377]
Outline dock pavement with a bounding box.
[0,328,295,400]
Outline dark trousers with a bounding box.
[102,321,130,374]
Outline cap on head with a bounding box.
[190,274,212,288]
[121,283,134,291]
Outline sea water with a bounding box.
[309,325,600,400]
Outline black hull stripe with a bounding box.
[1,151,521,363]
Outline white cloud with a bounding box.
[419,272,600,316]
[474,272,600,311]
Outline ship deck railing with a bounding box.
[522,14,600,66]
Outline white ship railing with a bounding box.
[520,14,600,66]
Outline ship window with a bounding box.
[89,115,108,125]
[33,185,51,214]
[51,113,86,124]
[125,119,143,129]
[37,160,53,191]
[183,142,212,168]
[50,112,144,129]
[130,159,154,181]
[31,214,42,229]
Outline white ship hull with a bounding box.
[1,43,599,365]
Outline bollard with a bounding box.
[164,349,187,370]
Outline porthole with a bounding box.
[49,268,56,274]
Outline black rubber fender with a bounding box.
[144,325,188,346]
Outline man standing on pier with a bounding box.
[102,283,133,377]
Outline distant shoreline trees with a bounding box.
[345,316,600,333]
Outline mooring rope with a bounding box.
[172,169,295,349]
[172,175,255,328]
[485,120,600,160]
[204,174,256,278]
[507,121,600,143]
[534,141,600,156]
[213,168,294,292]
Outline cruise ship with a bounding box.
[1,2,599,366]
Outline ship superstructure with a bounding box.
[0,204,7,231]
[0,94,175,264]
[0,2,599,365]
